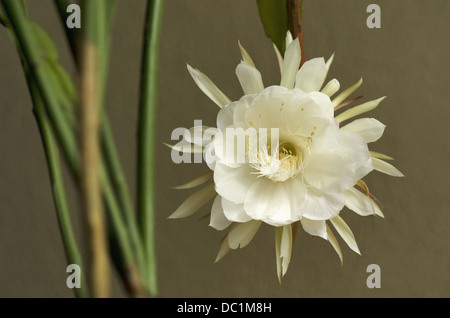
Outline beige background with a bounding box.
[0,0,449,297]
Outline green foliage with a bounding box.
[256,0,289,54]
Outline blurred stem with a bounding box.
[28,78,89,298]
[54,0,80,65]
[0,10,5,26]
[52,0,147,294]
[287,0,305,66]
[138,0,165,297]
[1,0,143,296]
[80,0,110,298]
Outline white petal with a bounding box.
[329,215,361,255]
[341,118,386,143]
[275,225,292,282]
[301,218,327,240]
[305,150,359,193]
[321,78,340,97]
[326,224,343,265]
[283,177,307,220]
[309,91,334,118]
[280,38,301,89]
[238,41,256,68]
[243,178,293,226]
[221,197,252,223]
[335,97,386,123]
[235,61,264,95]
[372,157,404,177]
[325,53,335,72]
[169,183,216,219]
[302,187,345,221]
[295,57,328,92]
[216,102,236,130]
[184,126,218,147]
[228,220,261,249]
[369,197,384,218]
[172,170,213,189]
[285,30,293,48]
[214,163,256,204]
[273,43,283,75]
[209,195,232,230]
[332,77,363,107]
[187,64,231,108]
[370,151,394,161]
[215,237,231,263]
[345,187,375,216]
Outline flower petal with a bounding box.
[332,77,363,107]
[372,157,404,177]
[295,57,328,92]
[228,220,261,249]
[184,126,218,147]
[209,195,232,231]
[238,41,256,68]
[169,183,216,219]
[302,187,345,221]
[243,178,293,226]
[214,163,256,204]
[280,38,301,89]
[321,78,340,97]
[275,225,292,282]
[341,118,386,143]
[329,215,361,255]
[301,218,327,240]
[221,197,252,223]
[172,170,213,190]
[235,61,264,95]
[335,97,386,123]
[326,223,343,265]
[187,64,231,108]
[345,187,375,216]
[215,237,231,263]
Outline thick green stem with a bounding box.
[1,0,140,296]
[52,0,147,292]
[29,79,89,298]
[138,0,165,297]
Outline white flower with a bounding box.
[169,32,403,281]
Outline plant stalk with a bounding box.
[137,0,165,297]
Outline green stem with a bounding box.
[53,0,80,65]
[52,1,146,286]
[1,0,79,173]
[1,0,140,295]
[138,0,165,297]
[101,115,147,292]
[28,78,89,298]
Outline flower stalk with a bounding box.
[287,0,305,67]
[80,0,110,297]
[137,0,165,297]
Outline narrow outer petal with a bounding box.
[301,218,327,240]
[341,118,386,143]
[187,64,231,108]
[235,61,264,95]
[209,195,232,230]
[280,38,301,89]
[295,57,328,92]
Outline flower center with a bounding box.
[251,139,305,182]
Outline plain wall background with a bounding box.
[1,0,449,297]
